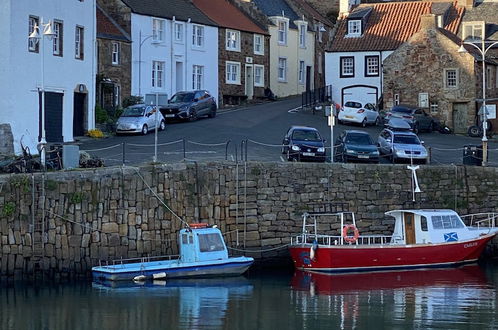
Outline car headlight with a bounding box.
[179,106,188,113]
[291,145,300,151]
[317,147,325,153]
[394,148,405,156]
[372,151,380,156]
[346,149,355,154]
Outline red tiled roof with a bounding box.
[192,0,267,35]
[330,1,464,52]
[97,7,130,41]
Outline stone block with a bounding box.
[102,223,119,233]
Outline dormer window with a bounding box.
[347,20,361,37]
[278,20,288,45]
[462,22,484,41]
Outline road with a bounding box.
[78,97,498,166]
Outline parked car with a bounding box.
[337,101,380,127]
[281,126,326,162]
[383,105,436,133]
[160,90,217,122]
[116,104,165,135]
[377,125,428,164]
[334,130,380,163]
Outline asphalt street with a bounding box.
[77,97,498,166]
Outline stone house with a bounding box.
[192,0,270,107]
[97,0,219,105]
[383,14,476,134]
[96,5,131,113]
[325,0,464,109]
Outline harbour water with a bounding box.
[1,261,497,330]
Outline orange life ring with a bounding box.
[342,224,359,244]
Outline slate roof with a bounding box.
[288,0,334,27]
[97,6,131,42]
[329,1,464,52]
[192,0,267,34]
[252,0,301,29]
[121,0,216,26]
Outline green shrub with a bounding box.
[95,104,109,124]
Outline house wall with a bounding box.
[268,23,315,98]
[0,0,96,154]
[382,26,476,131]
[218,29,270,106]
[325,51,392,106]
[131,14,218,104]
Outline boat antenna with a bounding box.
[407,165,422,202]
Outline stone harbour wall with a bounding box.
[1,162,498,278]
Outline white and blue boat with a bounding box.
[92,223,254,281]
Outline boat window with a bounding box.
[420,216,428,231]
[189,235,194,244]
[198,233,225,252]
[182,234,188,244]
[431,215,464,229]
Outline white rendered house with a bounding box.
[0,0,96,154]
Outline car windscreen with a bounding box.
[292,130,321,141]
[391,107,413,114]
[344,101,362,108]
[346,133,373,145]
[121,106,145,117]
[393,134,420,144]
[170,93,194,103]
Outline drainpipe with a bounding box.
[171,16,175,96]
[379,50,383,109]
[185,18,191,91]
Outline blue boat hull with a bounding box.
[92,257,254,281]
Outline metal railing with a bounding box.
[301,85,332,110]
[461,212,498,229]
[290,233,394,246]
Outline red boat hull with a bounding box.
[289,234,496,273]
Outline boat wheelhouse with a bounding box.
[289,210,497,273]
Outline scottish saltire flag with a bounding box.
[444,232,458,242]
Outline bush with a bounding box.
[95,104,109,124]
[87,129,104,139]
[122,96,143,108]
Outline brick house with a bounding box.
[192,0,270,106]
[383,14,476,134]
[96,5,131,112]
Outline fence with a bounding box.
[301,85,332,110]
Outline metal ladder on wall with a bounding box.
[31,174,45,273]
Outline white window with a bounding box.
[152,19,165,42]
[28,16,39,52]
[347,20,361,36]
[463,22,484,41]
[445,69,458,88]
[299,24,306,48]
[226,61,241,84]
[254,65,264,87]
[114,85,121,107]
[53,21,63,56]
[278,20,287,45]
[254,34,264,55]
[152,61,164,88]
[192,65,204,90]
[75,26,83,59]
[340,57,354,77]
[278,57,287,81]
[298,61,305,84]
[112,42,120,65]
[430,102,439,114]
[226,29,240,51]
[192,25,204,47]
[394,94,400,105]
[418,93,429,108]
[174,23,183,42]
[365,56,379,76]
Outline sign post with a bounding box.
[326,105,335,163]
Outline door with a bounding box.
[306,66,311,91]
[453,103,468,134]
[245,65,254,100]
[44,92,64,143]
[73,92,86,137]
[404,213,416,244]
[176,62,183,93]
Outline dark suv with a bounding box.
[281,126,326,162]
[384,105,436,133]
[160,90,217,121]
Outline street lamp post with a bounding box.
[29,19,55,169]
[138,31,155,98]
[458,39,498,166]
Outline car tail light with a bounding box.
[357,109,365,113]
[402,115,414,120]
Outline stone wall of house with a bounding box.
[97,0,132,34]
[383,15,477,132]
[1,162,498,278]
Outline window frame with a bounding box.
[364,55,379,77]
[278,57,287,82]
[298,60,305,84]
[299,24,306,48]
[53,20,63,57]
[347,20,361,37]
[174,22,184,43]
[192,24,204,48]
[226,61,241,85]
[152,18,165,42]
[111,42,120,65]
[192,64,204,90]
[254,34,264,55]
[462,22,484,41]
[444,68,458,88]
[28,16,40,53]
[340,56,354,78]
[254,64,264,87]
[226,29,241,52]
[277,20,288,45]
[75,25,84,60]
[152,60,165,88]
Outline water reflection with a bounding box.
[290,265,497,329]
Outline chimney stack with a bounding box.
[420,14,437,31]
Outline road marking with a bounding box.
[230,155,235,161]
[280,156,285,162]
[288,106,303,113]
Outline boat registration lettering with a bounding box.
[464,242,478,248]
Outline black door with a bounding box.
[73,92,86,137]
[306,66,311,91]
[44,92,63,143]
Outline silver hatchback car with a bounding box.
[377,127,428,164]
[116,104,166,135]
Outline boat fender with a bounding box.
[152,272,167,280]
[133,275,147,282]
[343,224,359,244]
[310,240,318,261]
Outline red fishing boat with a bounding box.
[289,210,498,273]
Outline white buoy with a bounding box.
[133,275,147,282]
[152,272,167,280]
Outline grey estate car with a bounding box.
[377,125,428,164]
[160,90,217,122]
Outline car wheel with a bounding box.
[286,149,293,161]
[141,124,148,135]
[374,117,380,126]
[361,118,367,128]
[188,109,198,122]
[159,120,166,131]
[468,125,481,137]
[208,105,217,118]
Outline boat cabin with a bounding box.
[179,224,229,263]
[387,209,476,245]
